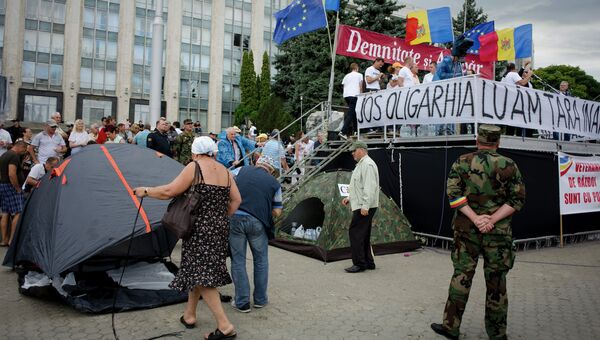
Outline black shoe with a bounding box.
[344,265,365,273]
[231,300,251,313]
[219,293,232,303]
[430,323,458,339]
[366,264,376,270]
[179,315,196,329]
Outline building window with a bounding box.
[77,94,117,125]
[79,1,119,95]
[21,0,65,89]
[23,94,58,122]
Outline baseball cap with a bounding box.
[349,140,368,151]
[270,129,280,138]
[232,126,241,133]
[46,120,58,127]
[392,62,403,68]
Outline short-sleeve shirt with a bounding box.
[342,71,363,97]
[23,163,45,190]
[134,130,150,147]
[364,66,381,90]
[0,150,24,185]
[31,131,66,164]
[502,71,522,85]
[69,131,90,146]
[399,66,415,87]
[261,139,285,170]
[0,129,13,156]
[423,73,434,84]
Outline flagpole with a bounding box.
[326,11,340,136]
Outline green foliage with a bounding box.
[259,52,271,109]
[234,50,259,125]
[531,65,600,100]
[453,0,488,35]
[256,96,297,135]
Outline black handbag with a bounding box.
[161,162,202,239]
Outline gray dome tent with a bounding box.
[3,144,187,313]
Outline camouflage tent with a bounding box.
[270,170,421,261]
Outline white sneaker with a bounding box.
[254,302,268,308]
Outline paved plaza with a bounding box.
[1,240,600,340]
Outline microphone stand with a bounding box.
[532,73,560,94]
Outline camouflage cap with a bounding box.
[477,124,501,145]
[349,140,368,151]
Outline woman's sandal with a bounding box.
[205,328,237,340]
[179,315,196,329]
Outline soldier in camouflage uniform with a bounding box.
[431,124,526,340]
[174,119,195,165]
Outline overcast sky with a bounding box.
[401,0,600,81]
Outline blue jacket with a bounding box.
[433,56,464,81]
[217,135,256,168]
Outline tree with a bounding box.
[273,0,406,119]
[259,51,271,110]
[531,65,600,100]
[234,50,259,125]
[256,96,296,136]
[453,0,488,35]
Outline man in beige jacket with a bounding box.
[341,141,379,273]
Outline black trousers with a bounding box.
[342,96,358,135]
[348,208,377,268]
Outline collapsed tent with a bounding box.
[3,144,186,313]
[271,170,421,261]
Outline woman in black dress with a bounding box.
[135,136,241,340]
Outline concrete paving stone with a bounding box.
[2,242,600,339]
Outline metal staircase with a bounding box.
[280,139,352,204]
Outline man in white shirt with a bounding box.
[23,156,59,193]
[501,63,532,86]
[364,58,385,92]
[28,120,67,164]
[423,62,437,84]
[0,121,13,156]
[340,63,364,139]
[399,57,415,87]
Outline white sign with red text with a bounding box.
[558,152,600,215]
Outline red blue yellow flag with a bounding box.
[405,7,453,45]
[479,24,533,62]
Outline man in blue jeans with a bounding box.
[229,155,282,313]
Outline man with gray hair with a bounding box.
[217,127,258,169]
[28,120,66,164]
[229,155,282,312]
[51,111,68,140]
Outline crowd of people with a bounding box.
[339,52,575,140]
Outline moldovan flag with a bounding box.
[405,7,453,45]
[479,24,533,62]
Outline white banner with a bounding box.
[558,152,600,215]
[356,76,600,139]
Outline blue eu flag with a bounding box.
[460,21,495,54]
[273,0,328,45]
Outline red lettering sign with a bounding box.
[336,25,494,80]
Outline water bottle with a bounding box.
[294,225,305,239]
[291,227,297,235]
[467,124,473,135]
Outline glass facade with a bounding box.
[8,0,286,127]
[0,0,5,74]
[178,0,211,127]
[80,0,119,96]
[264,0,285,77]
[221,0,252,128]
[22,0,66,90]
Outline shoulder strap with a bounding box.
[193,161,204,185]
